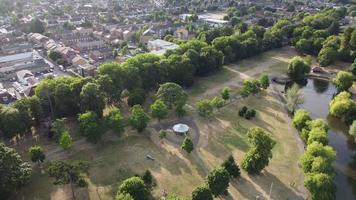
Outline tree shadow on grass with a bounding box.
[248,170,305,200]
[229,176,264,200]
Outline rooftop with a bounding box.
[0,52,33,63]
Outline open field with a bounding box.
[13,46,312,200]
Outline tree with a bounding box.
[287,56,311,80]
[46,160,90,200]
[293,109,311,131]
[51,118,67,142]
[304,172,336,200]
[296,39,314,54]
[59,131,73,150]
[150,99,168,121]
[30,18,45,33]
[127,88,146,107]
[301,141,336,174]
[192,184,213,200]
[333,71,353,91]
[97,75,120,103]
[240,80,261,97]
[78,111,102,143]
[206,167,230,197]
[329,91,356,124]
[0,143,32,199]
[181,137,194,153]
[80,82,105,117]
[211,96,225,109]
[241,127,276,174]
[259,74,269,89]
[116,176,150,200]
[221,87,230,101]
[29,145,45,163]
[116,193,134,200]
[222,155,240,178]
[351,61,356,76]
[130,105,150,132]
[0,106,30,138]
[48,51,63,62]
[105,107,125,134]
[156,83,187,111]
[317,47,338,67]
[350,121,356,139]
[286,84,304,113]
[142,170,153,187]
[197,99,214,117]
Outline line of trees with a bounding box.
[293,109,336,200]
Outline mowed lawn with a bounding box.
[14,47,307,200]
[14,132,205,200]
[196,93,306,200]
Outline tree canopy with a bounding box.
[0,143,32,199]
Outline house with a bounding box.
[28,33,49,45]
[75,27,93,36]
[78,63,96,77]
[89,50,104,61]
[16,70,34,84]
[140,29,155,45]
[75,39,105,51]
[54,47,77,63]
[72,55,89,67]
[0,89,16,104]
[148,39,179,55]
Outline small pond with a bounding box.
[295,78,356,200]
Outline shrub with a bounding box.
[238,106,248,117]
[159,130,167,139]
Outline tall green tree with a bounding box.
[156,82,187,111]
[197,99,214,117]
[30,18,45,33]
[80,83,105,117]
[181,137,194,153]
[293,109,312,131]
[59,131,73,150]
[105,107,125,135]
[0,106,28,138]
[78,111,102,143]
[220,87,230,101]
[150,99,168,121]
[259,74,269,89]
[304,172,336,200]
[206,167,230,197]
[333,71,353,91]
[29,145,45,163]
[222,155,241,178]
[130,105,150,132]
[241,127,276,174]
[287,56,311,80]
[0,143,32,199]
[46,160,90,200]
[192,184,213,200]
[116,176,150,200]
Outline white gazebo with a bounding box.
[173,123,189,136]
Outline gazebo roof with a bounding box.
[173,123,189,133]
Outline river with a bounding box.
[296,78,356,200]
